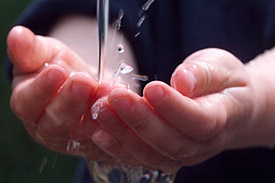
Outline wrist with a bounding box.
[243,50,275,148]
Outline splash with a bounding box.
[112,62,133,87]
[91,98,105,120]
[112,62,149,88]
[116,62,134,75]
[88,160,176,183]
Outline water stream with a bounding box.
[97,0,109,81]
[90,1,175,182]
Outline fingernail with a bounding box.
[92,126,113,144]
[172,68,197,93]
[145,85,164,105]
[183,69,197,92]
[47,69,66,86]
[110,96,131,113]
[97,106,113,121]
[71,82,92,99]
[92,126,103,138]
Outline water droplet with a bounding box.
[135,32,141,38]
[113,75,122,86]
[141,173,151,182]
[113,20,121,31]
[118,9,124,20]
[142,0,155,11]
[38,157,48,174]
[91,98,104,120]
[112,62,133,87]
[137,15,146,27]
[66,139,80,152]
[52,154,58,169]
[131,73,148,82]
[113,9,124,30]
[118,62,133,74]
[117,43,125,53]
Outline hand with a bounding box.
[91,48,256,172]
[7,26,115,161]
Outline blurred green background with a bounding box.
[0,0,79,182]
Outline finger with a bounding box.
[63,81,116,156]
[7,26,48,75]
[36,72,98,146]
[7,26,90,76]
[47,81,116,156]
[93,96,150,165]
[170,48,248,98]
[92,98,180,171]
[93,125,182,172]
[92,125,140,166]
[10,64,69,125]
[144,81,227,142]
[66,81,115,156]
[73,80,115,138]
[66,128,114,160]
[107,88,198,161]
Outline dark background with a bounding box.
[0,0,79,182]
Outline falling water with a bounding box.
[91,98,104,120]
[90,1,174,182]
[142,0,155,11]
[97,0,109,81]
[137,15,146,27]
[38,157,48,174]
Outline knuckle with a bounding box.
[203,110,226,141]
[132,113,151,132]
[192,104,226,143]
[34,78,53,99]
[140,150,176,169]
[10,89,29,120]
[173,144,198,160]
[159,160,183,174]
[162,134,198,160]
[44,107,65,127]
[144,153,166,167]
[97,139,119,157]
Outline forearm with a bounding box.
[244,47,275,148]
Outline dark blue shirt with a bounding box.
[6,0,275,182]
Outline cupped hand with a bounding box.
[92,48,256,172]
[7,26,115,161]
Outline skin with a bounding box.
[7,23,275,173]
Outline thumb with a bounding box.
[171,48,248,98]
[7,26,50,75]
[7,26,89,76]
